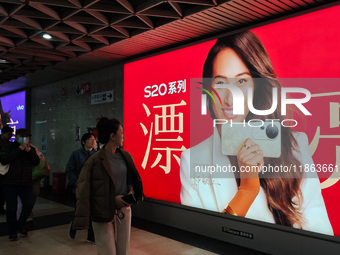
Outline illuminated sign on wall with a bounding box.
[0,91,26,139]
[124,5,340,237]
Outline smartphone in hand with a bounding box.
[122,194,137,204]
[221,121,281,158]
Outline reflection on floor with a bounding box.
[0,224,220,255]
[0,196,74,224]
[30,197,74,217]
[0,187,266,254]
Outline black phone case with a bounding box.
[122,194,137,204]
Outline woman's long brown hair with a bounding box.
[203,30,304,227]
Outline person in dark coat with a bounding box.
[0,128,40,241]
[66,132,97,243]
[0,125,13,214]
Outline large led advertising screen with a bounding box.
[124,5,340,237]
[0,91,26,140]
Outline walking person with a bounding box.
[0,125,13,214]
[31,145,51,202]
[0,128,40,241]
[72,117,143,255]
[66,133,97,243]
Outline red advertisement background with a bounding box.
[124,5,340,236]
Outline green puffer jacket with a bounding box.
[72,147,143,230]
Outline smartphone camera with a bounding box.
[266,124,279,139]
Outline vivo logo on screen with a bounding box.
[17,105,24,110]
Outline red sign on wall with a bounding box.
[76,82,91,95]
[124,5,340,237]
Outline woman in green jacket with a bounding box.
[73,117,143,255]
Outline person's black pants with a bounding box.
[0,176,5,209]
[0,187,5,209]
[2,185,34,234]
[0,189,5,209]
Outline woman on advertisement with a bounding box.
[180,30,333,235]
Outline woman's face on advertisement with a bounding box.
[211,48,254,123]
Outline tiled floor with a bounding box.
[0,188,266,255]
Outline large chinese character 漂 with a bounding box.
[140,101,187,174]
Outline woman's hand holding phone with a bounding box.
[237,138,264,176]
[115,195,130,208]
[236,138,262,195]
[226,138,263,217]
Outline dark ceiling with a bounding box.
[0,0,338,94]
